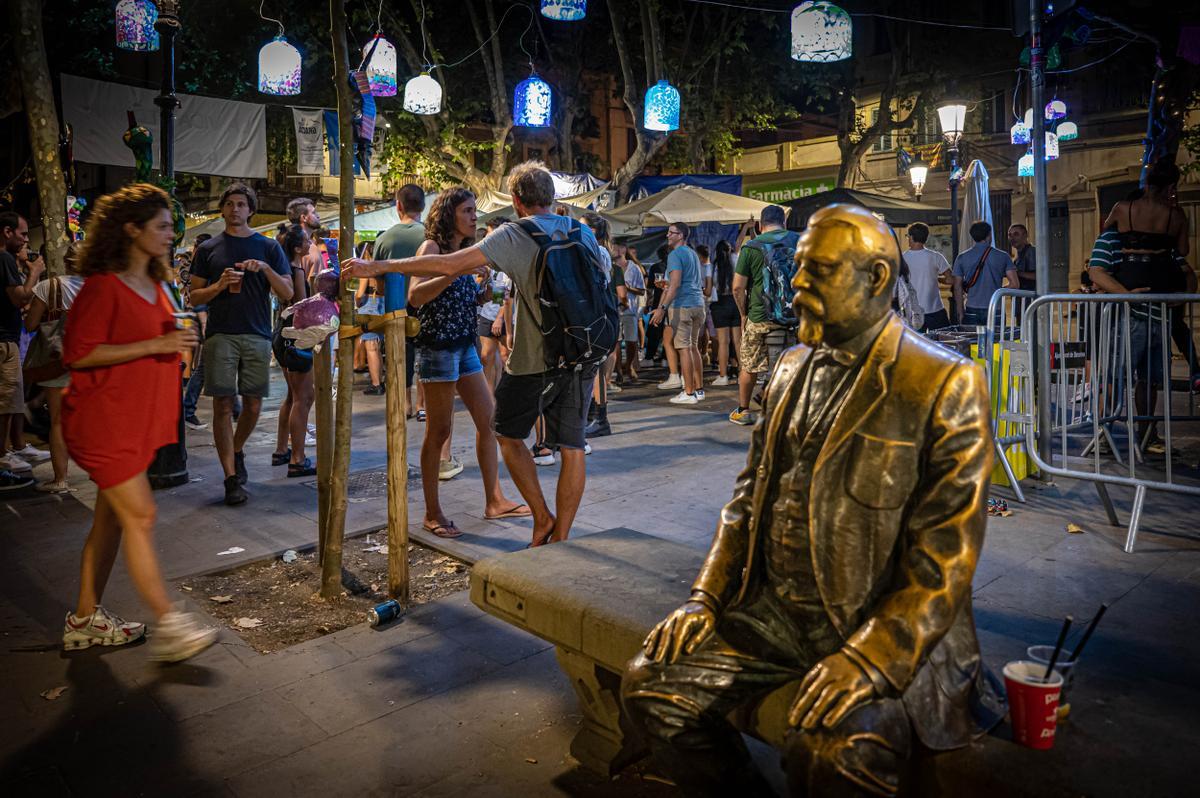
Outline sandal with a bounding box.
[287,458,317,478]
[271,448,291,466]
[485,503,532,520]
[525,529,554,549]
[422,521,462,539]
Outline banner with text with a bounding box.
[292,108,325,175]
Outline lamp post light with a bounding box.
[908,158,929,201]
[937,99,967,263]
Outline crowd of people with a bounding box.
[1,157,1195,664]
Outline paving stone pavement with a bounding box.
[2,367,1199,796]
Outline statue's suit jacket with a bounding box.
[694,314,1002,749]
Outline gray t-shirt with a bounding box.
[476,214,603,376]
[952,241,1013,310]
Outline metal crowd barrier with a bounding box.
[982,289,1039,503]
[1020,293,1200,552]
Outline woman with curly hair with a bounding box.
[60,183,216,662]
[411,187,528,538]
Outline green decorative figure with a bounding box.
[122,111,185,247]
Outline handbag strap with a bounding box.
[963,246,992,291]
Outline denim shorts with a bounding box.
[416,341,482,383]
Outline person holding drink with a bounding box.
[60,183,217,661]
[188,183,293,506]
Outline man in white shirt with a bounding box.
[902,223,952,331]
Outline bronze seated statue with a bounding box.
[620,204,1004,797]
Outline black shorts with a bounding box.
[477,314,501,340]
[494,366,597,450]
[711,294,740,328]
[272,325,314,373]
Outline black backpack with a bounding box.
[515,218,619,372]
[746,231,801,327]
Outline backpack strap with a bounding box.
[514,218,549,245]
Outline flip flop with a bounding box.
[485,503,532,520]
[422,521,462,539]
[525,529,554,549]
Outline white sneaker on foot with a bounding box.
[0,453,32,473]
[63,605,146,651]
[10,444,50,464]
[148,611,218,663]
[711,375,732,386]
[669,392,699,405]
[695,389,705,401]
[656,375,682,390]
[438,457,464,480]
[584,442,592,455]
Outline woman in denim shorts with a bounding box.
[411,188,529,538]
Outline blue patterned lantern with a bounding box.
[1010,121,1030,145]
[115,0,159,52]
[1018,150,1035,177]
[258,35,302,96]
[1045,99,1067,120]
[364,34,398,97]
[790,2,852,63]
[644,79,680,132]
[514,75,552,127]
[540,0,586,21]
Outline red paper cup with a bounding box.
[1004,660,1063,749]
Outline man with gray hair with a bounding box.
[341,161,605,548]
[730,204,798,426]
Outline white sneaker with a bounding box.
[148,611,218,663]
[63,605,146,651]
[438,457,464,481]
[0,453,32,473]
[10,444,50,464]
[711,375,732,386]
[532,449,555,466]
[695,389,705,401]
[607,382,622,394]
[669,392,700,405]
[657,375,682,390]
[305,432,317,446]
[584,442,592,455]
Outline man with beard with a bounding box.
[621,204,1002,796]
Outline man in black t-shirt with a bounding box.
[0,212,42,488]
[189,183,293,505]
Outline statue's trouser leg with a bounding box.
[621,622,807,798]
[783,697,911,797]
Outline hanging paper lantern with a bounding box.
[258,35,302,96]
[1045,99,1067,120]
[115,0,159,52]
[514,75,553,127]
[363,34,397,97]
[643,79,680,132]
[404,72,442,115]
[790,1,852,63]
[1044,131,1059,160]
[540,0,586,20]
[1056,120,1078,141]
[1018,151,1035,177]
[1010,121,1030,145]
[1023,108,1033,129]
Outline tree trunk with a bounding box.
[9,0,69,277]
[321,0,356,601]
[608,0,669,199]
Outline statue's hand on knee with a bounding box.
[642,599,716,664]
[789,650,879,732]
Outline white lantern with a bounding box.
[1018,151,1035,177]
[1023,108,1033,129]
[364,34,397,97]
[790,1,852,63]
[908,159,928,199]
[540,0,586,20]
[1044,131,1059,160]
[404,72,442,115]
[1010,122,1030,145]
[1045,99,1067,120]
[258,35,302,96]
[1056,120,1078,141]
[937,100,967,145]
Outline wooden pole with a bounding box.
[383,315,410,603]
[313,343,333,562]
[321,0,356,599]
[9,0,71,277]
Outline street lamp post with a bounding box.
[937,100,967,264]
[146,0,190,489]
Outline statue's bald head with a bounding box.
[792,204,901,346]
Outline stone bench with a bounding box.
[469,528,1074,795]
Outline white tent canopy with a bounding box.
[957,160,993,256]
[602,184,777,236]
[476,183,610,225]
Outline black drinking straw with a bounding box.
[1069,604,1109,662]
[1044,615,1073,681]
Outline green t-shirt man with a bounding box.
[371,220,425,310]
[734,228,797,324]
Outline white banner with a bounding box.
[61,74,267,178]
[292,108,324,175]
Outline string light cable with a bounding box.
[678,0,1012,32]
[258,0,285,36]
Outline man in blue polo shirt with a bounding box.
[951,221,1019,326]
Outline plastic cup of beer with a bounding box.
[1003,660,1063,750]
[228,265,245,294]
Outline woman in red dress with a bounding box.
[61,184,216,662]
